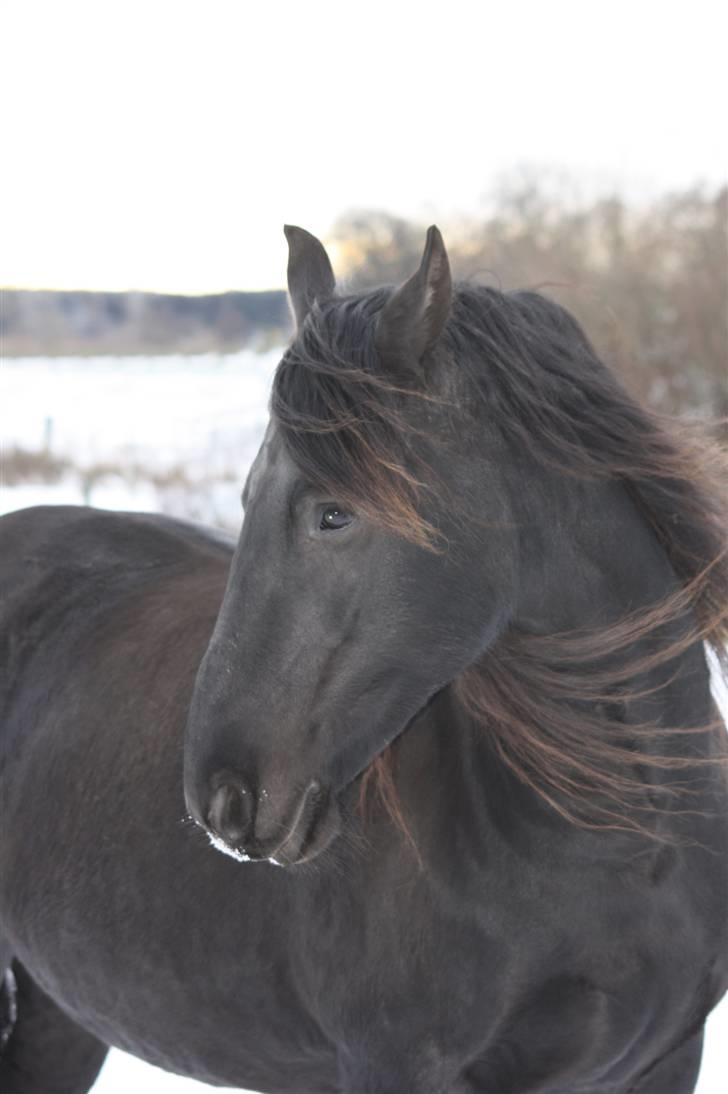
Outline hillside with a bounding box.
[1,289,291,356]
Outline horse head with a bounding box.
[183,226,520,864]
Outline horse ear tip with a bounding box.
[285,224,311,242]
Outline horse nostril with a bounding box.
[206,780,253,847]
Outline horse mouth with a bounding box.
[267,784,342,866]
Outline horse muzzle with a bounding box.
[189,773,342,866]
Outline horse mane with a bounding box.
[272,284,728,839]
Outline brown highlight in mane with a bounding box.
[273,284,728,843]
[357,748,422,864]
[457,566,728,840]
[273,292,444,550]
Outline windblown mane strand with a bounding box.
[272,284,728,840]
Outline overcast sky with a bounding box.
[3,0,727,293]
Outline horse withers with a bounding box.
[1,226,727,1092]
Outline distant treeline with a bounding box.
[1,289,291,356]
[332,181,728,422]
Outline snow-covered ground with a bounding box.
[0,352,281,528]
[1,355,727,1092]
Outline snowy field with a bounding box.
[1,352,282,529]
[1,354,727,1093]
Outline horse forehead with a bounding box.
[244,423,292,505]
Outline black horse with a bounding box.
[1,227,727,1094]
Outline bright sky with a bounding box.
[3,0,727,293]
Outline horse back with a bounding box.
[0,505,233,762]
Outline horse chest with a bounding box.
[288,844,711,1090]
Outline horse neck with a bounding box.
[512,471,679,634]
[507,468,712,733]
[391,471,710,866]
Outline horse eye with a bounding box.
[320,506,353,531]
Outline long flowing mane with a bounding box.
[272,284,728,838]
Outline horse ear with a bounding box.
[375,225,452,371]
[284,225,336,330]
